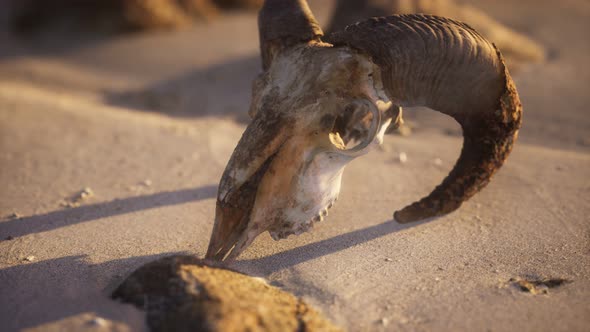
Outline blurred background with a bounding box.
[0,0,588,152]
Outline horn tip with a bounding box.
[205,247,221,261]
[393,207,424,224]
[394,200,462,223]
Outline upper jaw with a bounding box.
[207,110,392,261]
[268,195,338,240]
[207,81,394,261]
[268,149,348,240]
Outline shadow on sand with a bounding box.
[0,185,217,239]
[0,214,426,330]
[235,218,428,275]
[0,252,183,331]
[104,56,261,122]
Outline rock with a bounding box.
[508,277,570,295]
[398,152,408,164]
[24,255,36,262]
[443,128,462,137]
[62,187,95,207]
[87,317,108,327]
[78,187,94,199]
[112,255,341,332]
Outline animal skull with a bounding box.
[210,45,397,260]
[206,0,522,261]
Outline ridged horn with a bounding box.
[328,15,522,223]
[258,0,323,70]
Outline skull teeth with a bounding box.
[312,200,336,223]
[271,199,338,240]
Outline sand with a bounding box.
[1,0,589,331]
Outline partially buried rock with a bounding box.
[112,255,341,332]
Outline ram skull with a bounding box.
[206,0,522,261]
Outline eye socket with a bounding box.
[330,102,376,150]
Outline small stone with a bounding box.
[141,179,152,187]
[65,187,95,207]
[398,152,408,163]
[443,128,461,136]
[435,277,441,281]
[88,317,107,327]
[78,187,94,199]
[24,256,36,262]
[6,212,20,220]
[378,317,389,326]
[384,258,393,262]
[433,158,443,166]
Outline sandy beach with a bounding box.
[1,0,589,331]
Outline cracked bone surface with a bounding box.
[206,0,522,261]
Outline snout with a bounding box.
[206,99,386,261]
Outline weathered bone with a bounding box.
[206,1,521,261]
[329,99,382,157]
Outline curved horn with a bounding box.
[258,0,323,70]
[328,15,522,223]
